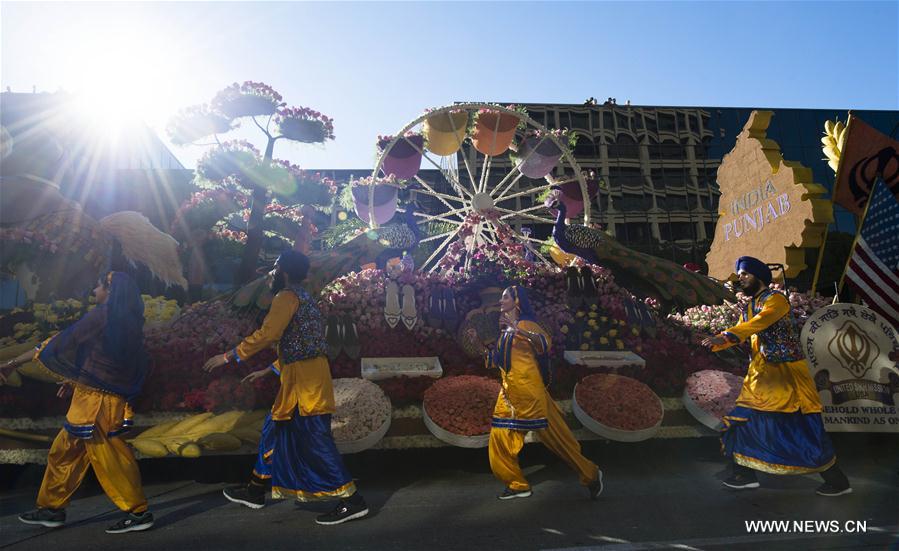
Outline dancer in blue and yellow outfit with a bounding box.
[202,250,368,525]
[0,272,154,533]
[468,285,603,500]
[701,256,851,496]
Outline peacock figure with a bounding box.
[545,189,734,309]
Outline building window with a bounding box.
[666,195,689,211]
[571,112,589,130]
[616,166,643,188]
[621,222,652,242]
[658,222,694,241]
[658,113,676,133]
[602,111,613,131]
[688,114,699,133]
[616,134,640,158]
[661,139,682,159]
[573,135,596,157]
[616,193,650,212]
[663,167,686,188]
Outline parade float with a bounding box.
[2,101,862,463]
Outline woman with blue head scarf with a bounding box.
[468,285,603,501]
[0,272,154,533]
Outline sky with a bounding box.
[2,1,897,170]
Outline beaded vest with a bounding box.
[743,289,804,363]
[279,286,327,363]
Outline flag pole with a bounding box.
[811,114,853,296]
[837,177,878,296]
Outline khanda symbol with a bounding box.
[828,321,880,379]
[847,146,899,209]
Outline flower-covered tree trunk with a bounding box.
[237,138,275,283]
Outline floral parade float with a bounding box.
[0,99,839,463]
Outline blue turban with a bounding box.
[277,250,310,282]
[735,256,772,285]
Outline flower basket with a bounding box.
[279,118,329,143]
[380,134,424,180]
[336,414,391,454]
[423,408,488,448]
[351,184,398,225]
[422,375,500,447]
[557,178,600,218]
[275,106,335,144]
[423,111,469,156]
[472,111,519,156]
[211,82,283,120]
[331,378,393,453]
[681,370,743,430]
[517,136,563,179]
[217,94,279,119]
[572,374,663,442]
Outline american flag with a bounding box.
[845,177,899,330]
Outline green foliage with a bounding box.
[410,220,455,268]
[319,217,365,250]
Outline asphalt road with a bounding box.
[1,434,897,550]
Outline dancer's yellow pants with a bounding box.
[36,386,147,513]
[488,399,598,491]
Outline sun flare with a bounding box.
[60,25,180,134]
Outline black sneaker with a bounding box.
[223,484,265,509]
[105,511,154,534]
[588,469,604,500]
[498,487,532,500]
[19,508,66,528]
[816,483,853,497]
[722,473,760,490]
[315,498,369,525]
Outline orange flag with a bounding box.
[833,115,899,215]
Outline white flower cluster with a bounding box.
[331,378,392,443]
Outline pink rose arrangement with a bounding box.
[684,369,743,421]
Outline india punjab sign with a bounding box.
[706,111,833,279]
[801,303,899,432]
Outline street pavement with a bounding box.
[1,434,897,550]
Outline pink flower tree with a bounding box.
[168,81,337,283]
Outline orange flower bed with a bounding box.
[423,376,500,436]
[575,373,662,431]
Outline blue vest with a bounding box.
[744,289,804,363]
[278,286,327,363]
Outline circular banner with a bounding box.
[801,303,899,432]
